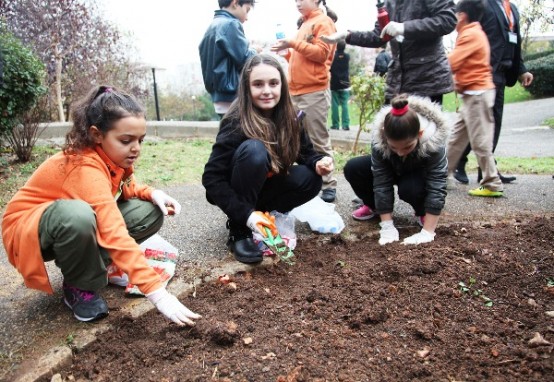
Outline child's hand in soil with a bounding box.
[379,220,399,245]
[152,189,182,216]
[402,229,435,245]
[146,287,201,326]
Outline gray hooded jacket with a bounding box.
[371,96,450,215]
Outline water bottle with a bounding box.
[376,1,391,42]
[275,23,288,56]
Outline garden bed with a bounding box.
[51,216,553,381]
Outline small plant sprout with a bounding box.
[458,276,493,307]
[66,333,75,345]
[546,277,554,288]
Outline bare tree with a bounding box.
[1,0,149,121]
[519,0,554,53]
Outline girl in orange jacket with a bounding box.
[1,85,201,325]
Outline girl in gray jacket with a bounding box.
[344,94,449,245]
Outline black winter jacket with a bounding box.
[346,0,456,100]
[370,96,450,215]
[330,50,350,91]
[202,116,324,225]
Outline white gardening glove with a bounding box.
[320,31,348,44]
[402,229,436,245]
[146,287,201,326]
[247,211,278,238]
[151,189,182,215]
[380,22,405,38]
[379,220,399,245]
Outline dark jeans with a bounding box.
[344,155,426,216]
[458,83,505,167]
[231,139,322,215]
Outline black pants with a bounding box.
[231,139,322,215]
[344,155,426,216]
[458,83,505,167]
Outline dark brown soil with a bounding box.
[53,217,553,381]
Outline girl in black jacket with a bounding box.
[202,54,333,264]
[344,94,449,245]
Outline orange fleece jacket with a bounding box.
[1,146,162,295]
[287,8,336,96]
[448,22,494,92]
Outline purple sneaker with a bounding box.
[63,282,109,322]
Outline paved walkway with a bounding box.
[0,98,553,382]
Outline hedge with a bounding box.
[525,53,554,97]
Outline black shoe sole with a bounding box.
[454,172,469,184]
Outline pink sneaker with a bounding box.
[416,215,425,227]
[352,205,375,221]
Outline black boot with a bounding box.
[499,173,516,184]
[454,162,469,184]
[226,220,263,264]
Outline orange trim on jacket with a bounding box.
[287,8,336,96]
[448,22,494,92]
[1,146,162,295]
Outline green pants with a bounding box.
[39,199,163,291]
[331,89,350,129]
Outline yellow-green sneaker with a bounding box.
[468,186,503,197]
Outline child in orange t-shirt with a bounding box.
[446,0,503,197]
[2,85,201,325]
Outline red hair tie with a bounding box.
[391,104,409,116]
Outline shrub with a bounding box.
[524,49,554,62]
[525,53,554,97]
[350,73,386,153]
[0,27,46,137]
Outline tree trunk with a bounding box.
[54,54,65,122]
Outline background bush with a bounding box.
[0,27,46,137]
[525,52,554,97]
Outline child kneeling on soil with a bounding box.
[344,94,449,245]
[1,85,201,325]
[202,54,333,264]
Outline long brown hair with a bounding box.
[224,54,301,174]
[64,85,144,154]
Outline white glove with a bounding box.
[151,189,182,215]
[247,211,278,238]
[380,22,405,38]
[402,229,436,245]
[320,31,348,44]
[146,288,201,326]
[379,220,399,245]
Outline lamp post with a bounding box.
[191,95,197,120]
[151,67,161,121]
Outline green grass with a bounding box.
[134,139,213,187]
[542,117,554,128]
[442,82,533,112]
[330,83,533,122]
[2,138,552,211]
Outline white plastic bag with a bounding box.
[253,211,297,256]
[290,197,345,234]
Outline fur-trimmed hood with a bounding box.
[371,96,450,159]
